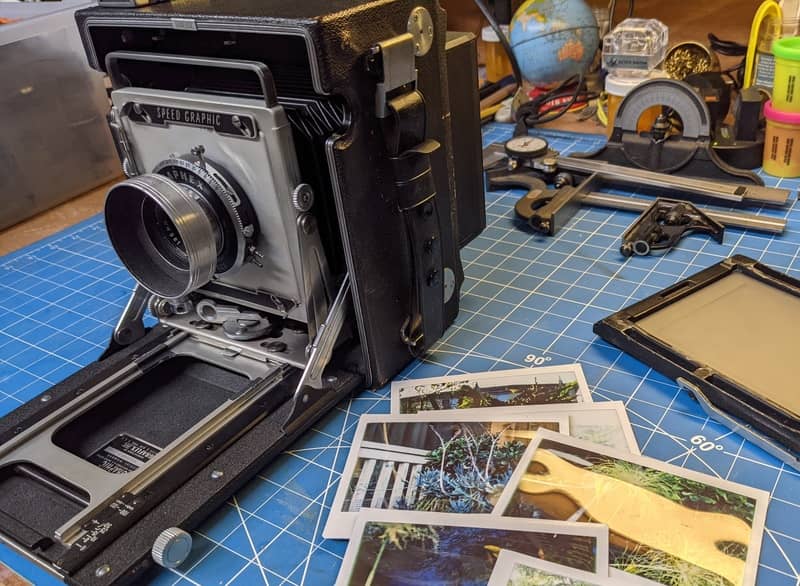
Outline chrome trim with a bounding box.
[325,134,373,386]
[678,378,800,472]
[0,533,64,580]
[107,174,218,299]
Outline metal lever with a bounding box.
[282,275,351,434]
[113,285,151,346]
[295,274,351,393]
[678,378,800,472]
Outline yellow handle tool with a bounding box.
[744,0,783,89]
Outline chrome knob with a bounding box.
[152,527,193,569]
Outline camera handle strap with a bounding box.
[384,91,445,354]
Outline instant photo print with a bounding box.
[335,510,610,586]
[466,402,640,454]
[391,366,592,414]
[494,429,770,586]
[324,412,569,539]
[487,550,661,586]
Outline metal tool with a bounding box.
[583,78,767,185]
[554,156,790,206]
[485,139,792,209]
[620,199,725,257]
[499,173,787,237]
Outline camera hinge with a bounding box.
[284,274,351,432]
[369,33,418,119]
[107,106,140,177]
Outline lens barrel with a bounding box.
[105,174,219,299]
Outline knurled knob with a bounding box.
[292,183,315,212]
[152,527,193,569]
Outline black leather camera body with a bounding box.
[0,1,484,584]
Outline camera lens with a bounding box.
[105,174,219,299]
[142,200,188,268]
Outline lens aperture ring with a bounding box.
[154,156,256,274]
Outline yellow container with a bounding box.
[482,25,512,83]
[763,100,800,176]
[605,71,667,137]
[772,36,800,110]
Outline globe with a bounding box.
[510,0,600,85]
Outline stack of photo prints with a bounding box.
[326,365,770,586]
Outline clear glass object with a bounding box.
[602,18,669,75]
[781,0,800,36]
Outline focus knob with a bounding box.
[292,183,315,212]
[152,527,193,569]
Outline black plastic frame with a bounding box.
[593,255,800,462]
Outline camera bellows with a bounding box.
[105,174,220,299]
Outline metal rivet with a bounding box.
[40,394,51,403]
[210,470,224,480]
[261,340,287,353]
[95,565,111,578]
[324,374,339,385]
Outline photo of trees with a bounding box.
[399,376,581,414]
[345,521,599,586]
[343,421,560,515]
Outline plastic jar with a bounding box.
[781,0,800,36]
[763,100,800,176]
[482,25,511,83]
[605,70,667,137]
[772,37,800,111]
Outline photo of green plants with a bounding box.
[344,521,599,586]
[399,375,581,414]
[503,439,759,586]
[343,421,559,515]
[505,564,596,586]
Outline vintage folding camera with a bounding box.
[0,1,484,583]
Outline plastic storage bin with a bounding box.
[0,0,120,230]
[602,18,669,75]
[763,100,800,177]
[772,36,800,111]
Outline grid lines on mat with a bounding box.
[0,124,797,585]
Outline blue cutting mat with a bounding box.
[0,124,798,586]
